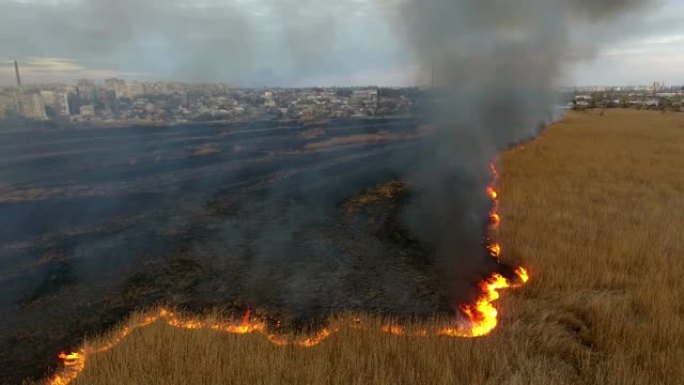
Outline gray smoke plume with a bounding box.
[0,0,655,319]
[389,0,653,306]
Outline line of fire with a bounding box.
[46,160,529,385]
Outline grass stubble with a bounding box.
[36,110,684,385]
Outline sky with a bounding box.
[0,0,682,87]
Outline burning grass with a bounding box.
[34,109,684,385]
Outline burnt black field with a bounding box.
[0,117,501,383]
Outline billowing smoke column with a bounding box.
[392,0,651,307]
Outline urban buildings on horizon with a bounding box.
[0,76,408,123]
[0,62,682,124]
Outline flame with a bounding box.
[46,161,529,384]
[489,162,500,180]
[486,186,498,200]
[487,243,501,257]
[456,162,529,336]
[436,162,530,338]
[515,267,529,283]
[489,212,501,227]
[242,307,252,324]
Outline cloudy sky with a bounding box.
[0,0,682,87]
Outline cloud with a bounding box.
[0,0,405,86]
[0,0,681,86]
[0,57,150,85]
[21,57,84,73]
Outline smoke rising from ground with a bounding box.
[390,0,653,306]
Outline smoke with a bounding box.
[387,0,653,306]
[0,1,659,381]
[0,0,656,316]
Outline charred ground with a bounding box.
[0,117,503,384]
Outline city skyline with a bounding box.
[0,0,683,87]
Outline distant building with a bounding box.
[264,91,276,107]
[77,79,96,93]
[105,78,128,99]
[79,104,95,119]
[644,98,659,107]
[40,90,70,116]
[127,82,144,98]
[350,89,379,115]
[19,92,48,120]
[0,92,19,119]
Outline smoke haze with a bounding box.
[0,0,655,331]
[0,0,657,382]
[386,0,653,305]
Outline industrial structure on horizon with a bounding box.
[0,61,50,120]
[14,60,21,88]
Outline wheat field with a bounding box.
[38,109,684,385]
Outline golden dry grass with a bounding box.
[42,109,684,385]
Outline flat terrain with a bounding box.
[43,109,684,385]
[1,117,451,383]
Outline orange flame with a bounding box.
[490,213,501,227]
[515,267,529,283]
[487,243,501,257]
[436,162,529,338]
[486,186,498,200]
[242,307,252,325]
[46,161,529,384]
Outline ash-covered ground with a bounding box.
[0,118,500,383]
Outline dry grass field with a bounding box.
[39,109,684,385]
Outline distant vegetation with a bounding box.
[36,110,683,385]
[568,90,683,112]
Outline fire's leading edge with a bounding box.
[47,162,528,385]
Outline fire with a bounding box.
[487,243,501,257]
[46,160,529,384]
[436,161,530,338]
[48,352,85,385]
[458,274,510,337]
[489,162,500,180]
[460,162,529,335]
[295,328,335,348]
[242,307,252,324]
[490,212,501,226]
[486,186,498,200]
[515,267,529,283]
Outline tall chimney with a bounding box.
[14,60,22,88]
